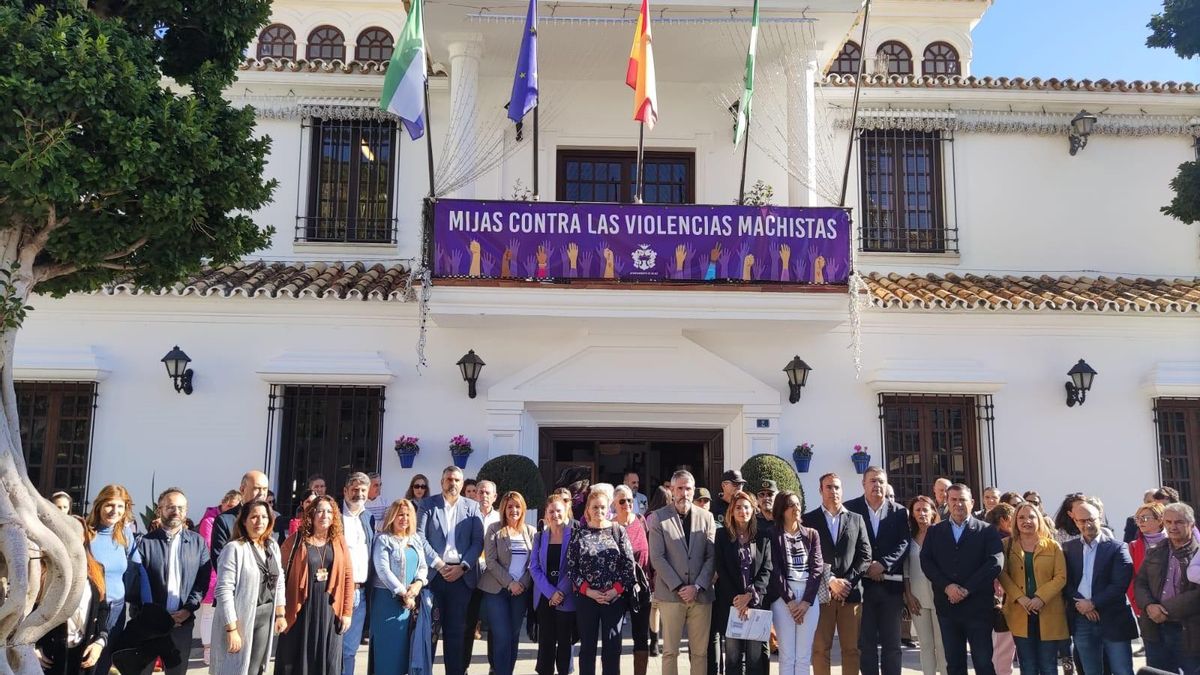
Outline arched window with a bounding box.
[307,25,346,61]
[829,41,861,76]
[922,42,961,76]
[257,24,296,60]
[355,27,394,62]
[876,41,912,76]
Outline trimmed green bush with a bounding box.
[740,453,805,513]
[478,455,546,512]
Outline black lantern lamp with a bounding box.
[1064,359,1097,407]
[161,346,194,395]
[783,356,812,404]
[1068,110,1098,156]
[457,349,485,399]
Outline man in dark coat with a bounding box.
[1066,499,1138,675]
[1135,501,1200,673]
[919,483,1002,675]
[803,472,872,675]
[136,488,210,675]
[209,470,270,563]
[845,467,908,675]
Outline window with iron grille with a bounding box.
[16,382,97,511]
[1156,398,1200,503]
[829,42,861,76]
[306,25,346,61]
[556,149,694,204]
[877,393,992,504]
[300,118,398,244]
[273,385,384,521]
[876,41,913,76]
[922,42,961,76]
[257,24,296,60]
[858,129,957,253]
[355,28,394,62]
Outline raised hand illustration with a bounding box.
[675,244,692,272]
[812,254,827,284]
[603,247,615,279]
[507,237,522,262]
[580,250,594,277]
[742,253,756,281]
[434,244,447,275]
[523,254,537,278]
[779,243,792,282]
[753,258,766,280]
[480,251,496,277]
[567,242,580,271]
[500,248,514,278]
[468,240,482,277]
[823,257,842,284]
[718,246,733,278]
[448,249,463,276]
[793,256,809,283]
[535,245,549,279]
[704,242,722,281]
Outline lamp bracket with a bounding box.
[176,369,194,395]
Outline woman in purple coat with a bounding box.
[529,494,575,675]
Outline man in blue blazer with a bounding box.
[1063,499,1138,675]
[137,488,211,675]
[919,484,1002,675]
[845,466,909,675]
[418,465,485,675]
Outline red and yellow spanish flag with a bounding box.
[626,0,658,129]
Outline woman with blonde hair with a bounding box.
[84,484,149,675]
[211,500,287,675]
[999,502,1068,675]
[481,491,536,675]
[568,487,636,675]
[530,493,575,675]
[371,499,428,675]
[275,495,355,675]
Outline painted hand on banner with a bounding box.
[742,253,755,281]
[675,244,692,272]
[501,249,514,278]
[448,250,463,276]
[812,254,826,284]
[708,242,722,263]
[507,238,522,262]
[580,251,594,276]
[567,242,579,270]
[778,244,792,281]
[603,248,615,279]
[536,245,549,279]
[480,251,496,277]
[468,240,482,277]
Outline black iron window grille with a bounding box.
[858,128,958,253]
[16,381,98,511]
[1154,398,1200,503]
[557,149,694,204]
[876,393,994,504]
[269,385,385,521]
[299,117,399,244]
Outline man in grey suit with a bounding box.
[649,469,717,675]
[417,465,484,675]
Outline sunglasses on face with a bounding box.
[617,499,632,505]
[414,484,428,490]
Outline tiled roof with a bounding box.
[102,261,415,301]
[238,57,388,74]
[824,74,1200,95]
[865,273,1200,313]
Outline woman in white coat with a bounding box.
[211,500,287,675]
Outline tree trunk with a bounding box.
[0,263,86,675]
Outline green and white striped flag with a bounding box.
[734,0,759,147]
[380,0,427,140]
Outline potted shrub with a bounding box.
[792,443,814,473]
[851,444,871,474]
[740,453,805,513]
[449,435,474,469]
[478,455,546,512]
[394,435,420,469]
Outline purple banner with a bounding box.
[431,199,852,284]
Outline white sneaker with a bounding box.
[203,647,210,665]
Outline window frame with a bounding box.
[355,27,395,62]
[876,393,990,504]
[1156,398,1200,504]
[555,149,696,204]
[257,24,297,60]
[300,117,399,244]
[922,42,961,77]
[306,25,346,62]
[876,41,913,76]
[857,128,957,253]
[829,41,862,76]
[15,381,98,511]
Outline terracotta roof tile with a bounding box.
[824,74,1200,95]
[101,261,415,301]
[865,273,1200,313]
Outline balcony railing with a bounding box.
[295,217,397,245]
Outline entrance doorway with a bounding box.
[537,427,724,497]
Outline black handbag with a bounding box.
[629,563,652,614]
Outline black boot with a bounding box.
[648,630,660,657]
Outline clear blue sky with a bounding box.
[970,0,1199,82]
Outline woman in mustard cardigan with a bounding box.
[998,502,1068,675]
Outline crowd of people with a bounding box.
[38,464,1199,675]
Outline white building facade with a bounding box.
[17,0,1200,523]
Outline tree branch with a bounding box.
[103,236,149,261]
[31,263,79,283]
[98,262,138,271]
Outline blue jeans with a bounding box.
[1147,621,1200,675]
[431,576,474,675]
[1013,636,1060,675]
[485,589,528,675]
[341,586,367,675]
[1071,617,1133,675]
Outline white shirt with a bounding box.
[342,505,370,583]
[866,500,886,536]
[364,496,388,528]
[823,506,845,543]
[66,582,94,648]
[165,529,183,612]
[633,491,649,515]
[441,498,464,564]
[479,510,501,570]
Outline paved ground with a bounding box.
[180,634,1150,673]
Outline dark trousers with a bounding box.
[536,599,575,675]
[859,586,904,675]
[139,621,195,675]
[432,576,474,675]
[464,586,494,672]
[1014,636,1061,675]
[724,637,766,675]
[938,613,996,675]
[246,603,275,675]
[628,594,650,652]
[575,595,626,675]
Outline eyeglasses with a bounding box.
[617,499,632,505]
[413,484,428,490]
[1136,514,1159,523]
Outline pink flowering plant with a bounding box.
[794,442,814,458]
[394,435,420,452]
[450,435,473,455]
[852,444,869,456]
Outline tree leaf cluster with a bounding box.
[1146,0,1200,225]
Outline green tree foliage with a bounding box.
[478,455,547,513]
[740,453,804,513]
[1146,0,1200,224]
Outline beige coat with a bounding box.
[647,504,716,603]
[479,522,536,594]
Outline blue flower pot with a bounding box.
[851,453,871,474]
[396,450,417,469]
[452,453,470,469]
[793,451,812,473]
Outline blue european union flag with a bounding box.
[507,0,538,123]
